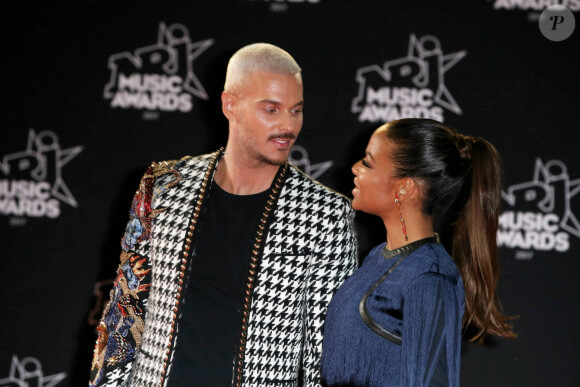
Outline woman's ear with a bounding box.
[397,178,417,201]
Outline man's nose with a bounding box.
[280,111,299,132]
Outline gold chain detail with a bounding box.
[233,162,289,387]
[158,149,223,387]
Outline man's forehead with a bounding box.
[245,69,302,83]
[240,72,303,102]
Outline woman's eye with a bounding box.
[362,159,370,168]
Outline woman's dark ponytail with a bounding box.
[385,118,516,341]
[451,136,516,340]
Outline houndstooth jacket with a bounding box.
[90,150,358,387]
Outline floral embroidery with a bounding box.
[90,158,187,386]
[90,252,151,386]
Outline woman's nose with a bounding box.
[352,160,361,175]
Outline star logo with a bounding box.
[502,158,580,238]
[0,129,83,207]
[103,22,213,113]
[0,355,66,387]
[289,145,333,180]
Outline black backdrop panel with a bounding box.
[1,1,579,386]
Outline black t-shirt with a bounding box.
[167,182,269,386]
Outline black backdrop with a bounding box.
[1,1,579,386]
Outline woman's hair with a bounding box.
[384,118,516,341]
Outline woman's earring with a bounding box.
[394,192,408,241]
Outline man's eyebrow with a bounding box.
[258,99,281,105]
[258,99,304,107]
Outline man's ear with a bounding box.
[221,91,237,121]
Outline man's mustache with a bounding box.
[268,133,297,141]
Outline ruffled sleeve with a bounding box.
[400,272,464,387]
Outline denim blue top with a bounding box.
[321,242,465,386]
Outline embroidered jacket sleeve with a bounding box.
[399,272,464,387]
[89,161,179,387]
[302,196,358,386]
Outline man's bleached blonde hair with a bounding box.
[224,43,301,93]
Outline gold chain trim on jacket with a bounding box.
[158,149,222,386]
[233,162,289,387]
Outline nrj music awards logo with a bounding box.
[0,130,83,224]
[0,355,66,386]
[104,22,213,115]
[498,158,580,258]
[352,34,466,124]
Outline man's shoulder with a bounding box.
[174,151,217,170]
[147,151,218,191]
[156,151,217,174]
[286,164,351,205]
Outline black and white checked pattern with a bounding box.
[244,167,358,386]
[130,154,212,386]
[94,151,357,387]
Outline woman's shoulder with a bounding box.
[407,243,461,280]
[402,244,465,304]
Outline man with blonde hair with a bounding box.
[90,43,357,387]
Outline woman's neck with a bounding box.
[383,212,434,250]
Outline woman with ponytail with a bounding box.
[321,118,515,386]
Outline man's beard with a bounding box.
[257,153,288,166]
[256,133,297,166]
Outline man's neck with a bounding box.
[213,149,282,195]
